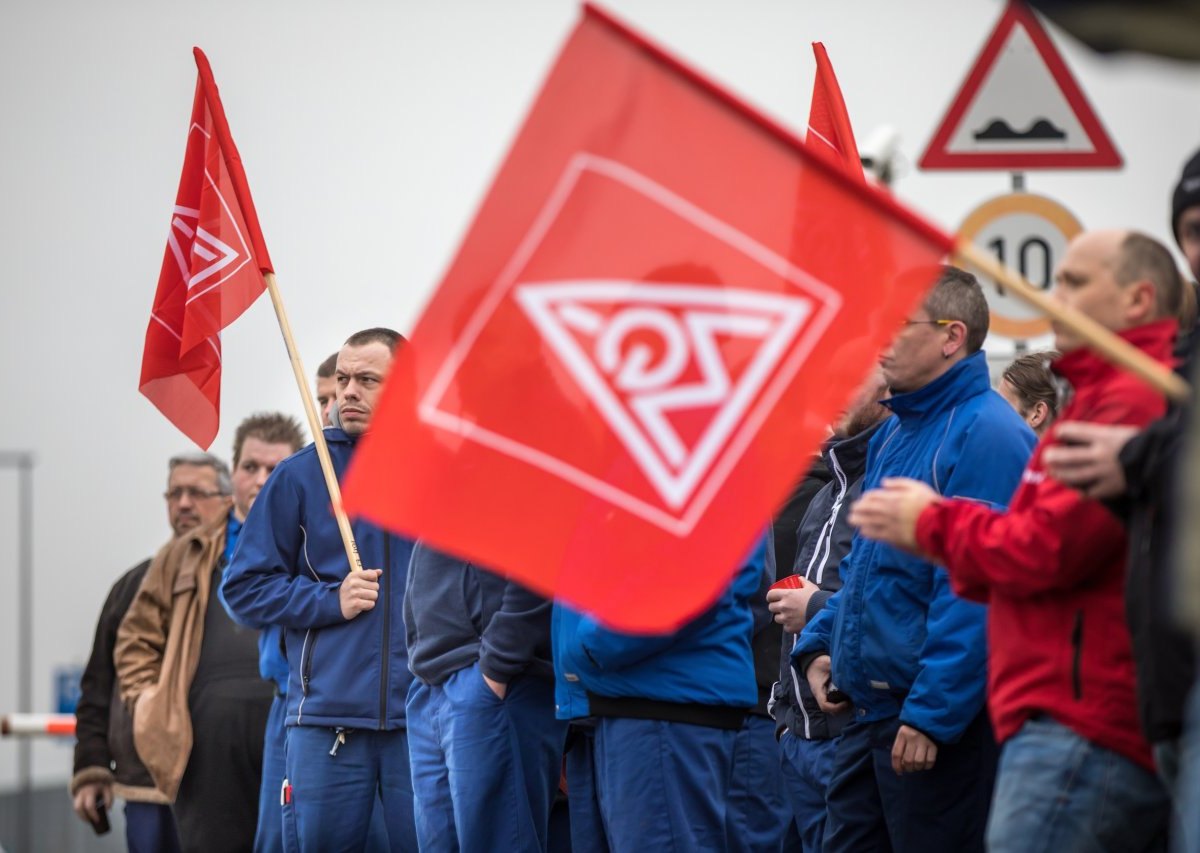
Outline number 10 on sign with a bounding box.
[958,192,1082,340]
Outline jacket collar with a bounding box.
[823,418,886,475]
[882,350,992,421]
[1052,319,1178,389]
[322,427,356,444]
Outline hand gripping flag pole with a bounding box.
[141,48,362,573]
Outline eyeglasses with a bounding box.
[164,486,226,503]
[901,318,954,328]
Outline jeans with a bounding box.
[1171,680,1200,853]
[987,716,1170,853]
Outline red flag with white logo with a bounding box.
[139,48,273,449]
[807,42,863,178]
[342,5,953,632]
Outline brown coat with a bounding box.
[114,513,228,801]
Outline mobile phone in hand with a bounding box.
[90,800,111,835]
[826,684,850,705]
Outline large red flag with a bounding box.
[342,5,953,632]
[807,42,863,178]
[140,48,273,449]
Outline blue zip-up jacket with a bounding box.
[554,538,766,725]
[222,429,415,730]
[405,542,553,686]
[793,353,1035,743]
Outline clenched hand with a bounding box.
[340,568,382,620]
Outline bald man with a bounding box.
[850,229,1181,851]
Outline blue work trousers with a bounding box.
[564,723,610,853]
[779,731,839,853]
[822,711,996,853]
[125,801,181,853]
[255,693,287,852]
[593,716,738,852]
[407,662,566,853]
[727,715,792,852]
[282,724,416,852]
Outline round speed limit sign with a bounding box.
[958,193,1083,339]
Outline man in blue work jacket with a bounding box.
[223,327,417,852]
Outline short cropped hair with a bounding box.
[232,412,306,467]
[923,265,990,354]
[1002,351,1061,422]
[168,451,232,495]
[1115,232,1185,321]
[316,352,338,379]
[344,327,407,354]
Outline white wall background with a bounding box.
[2,0,1198,790]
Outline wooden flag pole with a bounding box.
[262,271,363,573]
[953,238,1190,403]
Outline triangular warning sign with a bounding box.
[514,280,813,512]
[920,1,1121,170]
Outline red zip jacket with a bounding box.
[915,319,1176,771]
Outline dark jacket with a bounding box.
[404,542,553,686]
[1118,324,1196,744]
[752,458,832,717]
[771,421,882,740]
[71,559,167,804]
[222,429,416,730]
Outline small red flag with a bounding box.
[139,48,272,449]
[807,43,863,178]
[342,5,952,632]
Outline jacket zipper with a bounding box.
[298,629,318,724]
[302,630,318,692]
[379,536,391,729]
[809,446,849,586]
[1070,610,1084,700]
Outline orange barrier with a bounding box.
[1,713,76,737]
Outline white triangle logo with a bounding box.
[165,123,254,305]
[516,280,813,510]
[168,205,242,292]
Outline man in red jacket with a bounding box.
[849,228,1181,851]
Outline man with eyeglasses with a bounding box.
[791,266,1036,851]
[116,413,305,852]
[71,452,231,851]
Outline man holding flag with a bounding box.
[223,328,418,852]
